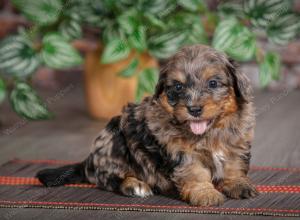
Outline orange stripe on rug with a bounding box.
[256,185,300,193]
[12,159,74,165]
[0,176,96,188]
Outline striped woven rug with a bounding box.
[0,159,299,217]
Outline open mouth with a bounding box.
[189,119,213,135]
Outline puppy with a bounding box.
[37,45,258,206]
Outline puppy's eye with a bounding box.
[174,83,183,91]
[208,80,218,89]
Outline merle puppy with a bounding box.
[37,45,258,206]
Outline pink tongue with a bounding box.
[190,121,208,135]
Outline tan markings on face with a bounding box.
[200,65,224,80]
[214,89,238,128]
[174,104,190,122]
[159,92,173,113]
[201,98,222,119]
[222,88,238,114]
[169,70,186,84]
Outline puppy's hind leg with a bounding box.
[120,176,153,198]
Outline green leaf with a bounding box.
[59,15,82,40]
[212,17,256,61]
[259,52,281,87]
[0,35,40,77]
[139,0,173,15]
[0,78,6,104]
[12,0,63,26]
[259,64,272,88]
[144,13,166,29]
[170,13,207,45]
[136,68,159,102]
[218,2,244,18]
[267,14,300,45]
[148,31,186,59]
[67,0,103,26]
[117,9,139,34]
[178,0,206,12]
[41,33,83,69]
[244,0,292,28]
[10,81,53,120]
[135,85,144,103]
[186,22,207,44]
[102,26,126,45]
[128,26,147,52]
[226,34,256,62]
[157,3,177,17]
[118,58,139,77]
[139,68,158,93]
[269,53,281,80]
[101,38,130,64]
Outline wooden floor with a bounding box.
[0,84,299,219]
[0,85,299,167]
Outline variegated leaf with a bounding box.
[0,35,40,77]
[10,81,53,120]
[41,33,83,69]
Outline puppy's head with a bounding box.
[154,45,252,136]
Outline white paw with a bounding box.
[132,184,153,198]
[121,177,153,198]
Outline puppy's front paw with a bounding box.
[190,188,224,206]
[222,179,259,199]
[182,182,224,206]
[120,177,153,198]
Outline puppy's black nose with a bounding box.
[187,106,202,117]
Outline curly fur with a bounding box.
[36,45,258,206]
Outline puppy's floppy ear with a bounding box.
[226,58,252,103]
[154,71,167,99]
[154,63,168,99]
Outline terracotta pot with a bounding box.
[84,45,158,119]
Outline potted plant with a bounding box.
[0,0,299,120]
